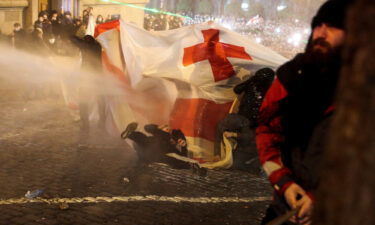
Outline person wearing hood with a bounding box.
[34,15,45,30]
[12,23,27,50]
[256,1,353,224]
[96,15,104,24]
[70,35,105,133]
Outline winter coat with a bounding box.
[256,53,340,206]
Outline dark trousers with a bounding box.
[128,131,190,169]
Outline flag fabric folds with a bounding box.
[95,20,287,166]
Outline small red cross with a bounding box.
[183,29,252,82]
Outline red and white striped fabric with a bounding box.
[95,20,287,165]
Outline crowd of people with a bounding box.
[141,1,356,224]
[5,7,118,56]
[1,1,362,224]
[143,13,184,31]
[4,8,309,59]
[0,8,117,102]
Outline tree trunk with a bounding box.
[313,0,375,225]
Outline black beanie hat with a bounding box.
[311,0,353,30]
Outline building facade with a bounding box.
[0,0,34,34]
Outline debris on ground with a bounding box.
[25,189,44,199]
[59,202,69,210]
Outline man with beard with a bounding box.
[256,1,353,224]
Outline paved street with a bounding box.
[0,89,272,225]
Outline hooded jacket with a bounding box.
[256,52,340,198]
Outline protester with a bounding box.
[256,1,352,224]
[84,8,96,36]
[143,13,184,31]
[11,23,27,50]
[41,12,52,30]
[121,123,191,169]
[105,14,112,23]
[96,15,104,24]
[50,10,62,38]
[30,28,51,55]
[144,14,152,30]
[74,22,87,39]
[215,68,275,171]
[168,15,183,30]
[42,18,53,44]
[82,9,89,26]
[72,18,83,34]
[61,11,74,39]
[70,35,105,132]
[34,15,44,30]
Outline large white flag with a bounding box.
[95,20,287,164]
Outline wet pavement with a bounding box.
[0,92,272,225]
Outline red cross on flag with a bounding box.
[95,20,287,166]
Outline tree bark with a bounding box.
[313,0,375,225]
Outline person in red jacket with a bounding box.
[256,1,353,224]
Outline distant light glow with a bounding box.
[241,3,249,11]
[255,37,262,43]
[277,5,287,11]
[99,0,191,19]
[222,23,232,30]
[290,33,302,46]
[304,28,310,34]
[292,33,302,41]
[275,27,281,33]
[295,19,299,23]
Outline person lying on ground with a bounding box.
[121,123,191,169]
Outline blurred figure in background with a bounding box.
[85,7,96,36]
[96,15,104,24]
[12,23,27,50]
[60,11,75,41]
[82,9,89,26]
[70,35,105,134]
[105,14,112,23]
[50,10,62,38]
[34,15,44,30]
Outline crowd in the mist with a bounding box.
[0,7,114,101]
[2,7,117,56]
[143,12,310,58]
[143,13,184,31]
